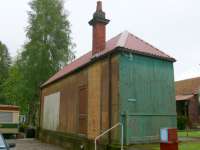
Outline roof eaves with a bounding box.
[41,48,122,88]
[41,61,91,88]
[41,46,175,88]
[117,46,176,62]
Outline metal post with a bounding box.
[121,123,123,150]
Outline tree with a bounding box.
[21,0,75,125]
[0,41,11,104]
[3,56,28,114]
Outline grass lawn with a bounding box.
[178,142,200,150]
[178,130,200,137]
[127,131,200,150]
[132,142,200,150]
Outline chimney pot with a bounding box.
[96,1,102,11]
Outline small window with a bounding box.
[0,112,13,123]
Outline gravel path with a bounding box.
[6,139,65,150]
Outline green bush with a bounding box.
[177,116,188,130]
[19,124,28,133]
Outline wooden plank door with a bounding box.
[78,86,88,135]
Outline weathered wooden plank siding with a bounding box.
[87,62,102,139]
[96,55,120,143]
[41,69,88,134]
[87,55,119,141]
[40,54,119,142]
[78,85,88,135]
[119,52,176,144]
[100,59,109,136]
[110,55,120,144]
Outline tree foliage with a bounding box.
[2,56,28,114]
[19,0,75,125]
[1,0,74,126]
[0,41,11,104]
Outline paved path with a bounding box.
[7,139,65,150]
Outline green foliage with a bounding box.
[19,123,28,133]
[177,116,188,130]
[2,56,28,114]
[18,0,75,125]
[1,0,74,126]
[0,41,11,104]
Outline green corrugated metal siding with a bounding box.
[119,52,176,144]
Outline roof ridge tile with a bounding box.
[116,31,129,47]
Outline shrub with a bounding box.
[19,124,28,133]
[177,116,188,130]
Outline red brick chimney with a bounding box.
[89,1,110,55]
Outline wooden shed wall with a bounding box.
[119,52,177,144]
[88,61,102,138]
[87,55,119,139]
[41,69,88,134]
[40,54,119,141]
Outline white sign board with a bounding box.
[43,92,60,131]
[160,128,168,142]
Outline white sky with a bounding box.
[0,0,200,81]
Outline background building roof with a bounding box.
[176,95,194,101]
[176,77,200,95]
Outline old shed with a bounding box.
[39,1,177,149]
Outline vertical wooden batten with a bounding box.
[88,62,102,139]
[108,55,112,143]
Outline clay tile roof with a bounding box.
[42,31,175,87]
[176,95,194,101]
[176,77,200,95]
[43,51,92,87]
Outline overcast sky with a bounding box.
[0,0,199,81]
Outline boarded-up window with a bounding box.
[43,92,60,131]
[0,112,13,123]
[78,86,88,135]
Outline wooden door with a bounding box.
[78,86,88,135]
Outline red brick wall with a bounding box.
[189,94,200,125]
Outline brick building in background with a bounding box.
[176,77,200,127]
[39,1,177,149]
